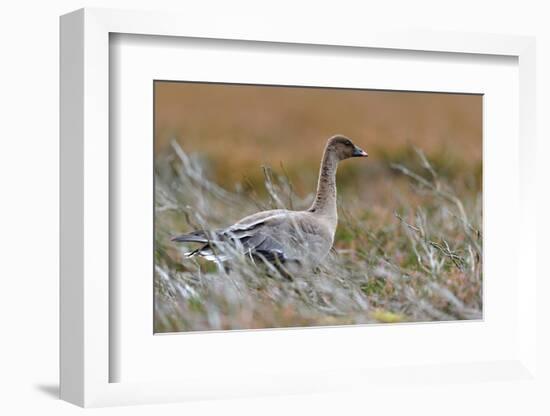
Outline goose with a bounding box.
[171,135,368,270]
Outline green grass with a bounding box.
[154,142,482,332]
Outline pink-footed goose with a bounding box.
[172,135,368,269]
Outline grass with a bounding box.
[154,141,482,332]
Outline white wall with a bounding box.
[1,1,548,414]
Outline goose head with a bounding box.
[326,135,368,161]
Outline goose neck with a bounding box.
[309,150,338,218]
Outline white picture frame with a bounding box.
[60,7,538,408]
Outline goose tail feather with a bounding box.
[171,230,209,243]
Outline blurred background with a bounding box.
[154,81,482,213]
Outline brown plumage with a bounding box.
[172,135,368,268]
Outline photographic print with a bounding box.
[154,81,482,333]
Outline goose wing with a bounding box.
[172,210,333,265]
[172,210,294,263]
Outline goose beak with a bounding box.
[352,145,368,157]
